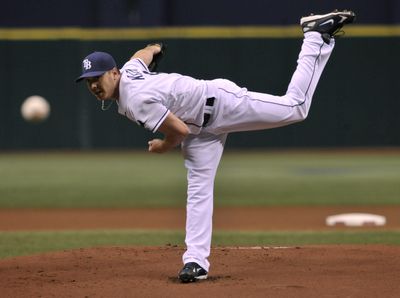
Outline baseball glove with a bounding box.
[148,42,167,72]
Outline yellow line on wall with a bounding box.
[0,26,300,40]
[0,25,399,40]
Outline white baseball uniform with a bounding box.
[117,32,334,271]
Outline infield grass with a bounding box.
[1,150,399,260]
[0,150,399,207]
[1,229,400,259]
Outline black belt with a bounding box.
[202,97,215,127]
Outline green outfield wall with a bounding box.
[0,27,398,149]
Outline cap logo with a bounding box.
[83,59,92,70]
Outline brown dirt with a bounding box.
[1,207,400,297]
[1,206,400,231]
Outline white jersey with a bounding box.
[110,33,336,272]
[117,58,209,134]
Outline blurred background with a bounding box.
[0,1,400,260]
[0,0,399,150]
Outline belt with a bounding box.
[202,97,215,127]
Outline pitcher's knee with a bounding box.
[280,94,310,122]
[296,108,309,121]
[288,106,309,123]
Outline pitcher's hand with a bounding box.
[148,139,167,153]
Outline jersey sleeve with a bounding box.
[120,58,169,132]
[127,58,149,72]
[131,97,170,133]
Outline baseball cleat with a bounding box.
[178,262,208,283]
[300,10,356,44]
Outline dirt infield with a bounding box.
[1,206,400,297]
[1,206,400,230]
[1,245,400,297]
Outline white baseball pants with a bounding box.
[181,32,335,271]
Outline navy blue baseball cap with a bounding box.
[76,51,117,82]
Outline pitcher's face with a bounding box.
[86,68,119,100]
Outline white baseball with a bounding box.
[21,95,50,122]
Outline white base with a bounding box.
[326,213,386,227]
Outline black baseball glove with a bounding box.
[148,42,167,72]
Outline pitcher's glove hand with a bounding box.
[148,42,167,72]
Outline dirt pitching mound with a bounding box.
[1,245,399,297]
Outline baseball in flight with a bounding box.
[21,95,50,123]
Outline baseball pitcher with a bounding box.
[76,10,355,283]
